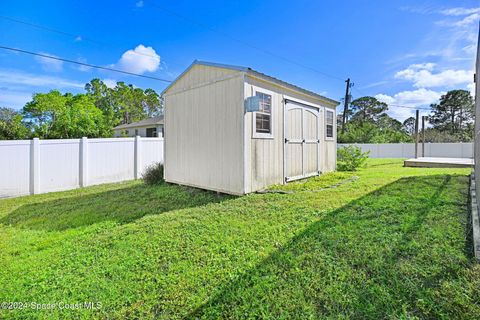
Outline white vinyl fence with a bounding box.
[338,143,473,159]
[0,137,164,198]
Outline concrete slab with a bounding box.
[404,157,474,168]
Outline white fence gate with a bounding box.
[0,137,164,198]
[338,143,473,159]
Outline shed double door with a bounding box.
[284,100,320,182]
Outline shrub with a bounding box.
[337,146,369,171]
[142,163,164,185]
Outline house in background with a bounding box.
[163,60,339,195]
[113,116,164,137]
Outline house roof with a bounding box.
[162,60,340,106]
[113,116,164,130]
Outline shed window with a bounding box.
[326,110,334,138]
[255,92,272,134]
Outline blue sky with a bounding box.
[0,0,478,121]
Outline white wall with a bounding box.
[338,143,473,158]
[0,137,164,198]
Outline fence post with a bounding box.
[134,136,141,179]
[79,137,88,187]
[30,138,40,195]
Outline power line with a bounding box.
[0,14,434,111]
[0,46,173,83]
[0,15,103,45]
[146,1,345,82]
[0,15,176,63]
[1,11,345,84]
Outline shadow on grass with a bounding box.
[0,183,232,231]
[185,174,472,319]
[364,160,405,168]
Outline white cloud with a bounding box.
[438,13,480,27]
[395,63,472,88]
[406,63,436,71]
[375,89,443,121]
[102,79,117,88]
[393,6,478,65]
[115,44,160,74]
[75,36,82,42]
[462,44,476,55]
[0,89,32,109]
[34,52,63,72]
[136,1,144,8]
[455,13,480,26]
[377,88,442,107]
[439,7,480,16]
[467,83,475,96]
[399,6,437,15]
[0,69,84,89]
[375,94,395,105]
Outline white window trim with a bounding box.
[325,108,335,141]
[252,91,274,139]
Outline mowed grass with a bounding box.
[0,159,479,319]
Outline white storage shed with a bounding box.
[163,61,339,195]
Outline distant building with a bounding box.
[113,116,164,137]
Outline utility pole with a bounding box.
[422,116,426,157]
[414,110,419,158]
[341,78,352,134]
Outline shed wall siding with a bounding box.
[244,76,337,192]
[164,75,245,195]
[166,64,239,95]
[243,82,284,193]
[319,107,337,173]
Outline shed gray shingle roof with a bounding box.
[162,60,340,106]
[113,116,164,130]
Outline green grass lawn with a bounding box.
[1,159,479,319]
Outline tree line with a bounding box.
[338,89,474,143]
[0,79,162,140]
[0,83,474,142]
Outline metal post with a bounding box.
[414,110,419,158]
[422,116,425,157]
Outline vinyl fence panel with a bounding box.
[338,143,473,158]
[87,138,136,186]
[0,140,31,197]
[140,137,164,174]
[0,137,164,198]
[39,139,81,193]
